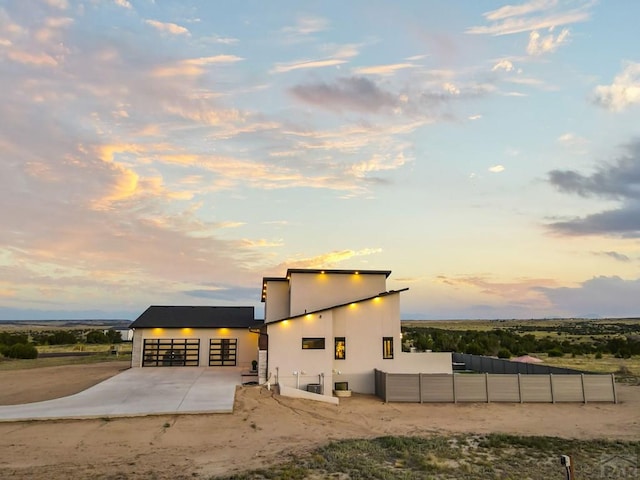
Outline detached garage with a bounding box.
[130,306,260,369]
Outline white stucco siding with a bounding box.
[289,272,387,317]
[385,352,453,374]
[131,327,259,368]
[331,294,402,394]
[266,311,334,394]
[264,280,290,323]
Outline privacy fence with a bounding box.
[452,353,588,375]
[374,370,618,404]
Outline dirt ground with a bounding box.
[0,364,638,480]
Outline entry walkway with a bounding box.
[0,367,241,422]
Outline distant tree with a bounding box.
[497,348,512,359]
[86,330,108,344]
[465,343,484,355]
[0,332,29,346]
[46,330,80,345]
[105,330,123,343]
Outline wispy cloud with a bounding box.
[467,0,592,36]
[290,75,490,116]
[437,275,557,304]
[279,248,383,270]
[281,16,329,36]
[353,63,418,76]
[594,251,631,263]
[145,19,190,36]
[271,44,358,74]
[489,165,505,173]
[271,58,348,74]
[290,76,399,113]
[152,55,243,77]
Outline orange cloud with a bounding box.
[152,55,243,77]
[7,50,57,67]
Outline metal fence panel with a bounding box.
[551,375,584,402]
[520,375,553,402]
[454,375,488,402]
[487,374,521,402]
[386,373,420,402]
[452,353,587,375]
[420,374,455,402]
[583,375,616,402]
[374,371,615,404]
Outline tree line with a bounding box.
[402,326,640,359]
[0,329,124,359]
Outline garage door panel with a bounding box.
[209,338,237,366]
[143,338,200,367]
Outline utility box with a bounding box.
[307,383,322,394]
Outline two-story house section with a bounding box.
[260,269,452,396]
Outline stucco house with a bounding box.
[130,306,260,369]
[129,268,452,400]
[259,269,452,396]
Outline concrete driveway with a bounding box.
[0,367,242,422]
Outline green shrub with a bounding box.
[4,343,38,359]
[547,347,564,357]
[595,351,603,359]
[497,348,512,359]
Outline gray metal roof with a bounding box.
[129,306,258,329]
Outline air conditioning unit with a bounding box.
[306,383,322,394]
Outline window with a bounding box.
[302,337,325,349]
[334,337,346,360]
[382,337,394,359]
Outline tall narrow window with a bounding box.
[382,337,394,359]
[334,337,346,360]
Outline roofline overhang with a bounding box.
[264,287,409,325]
[286,268,391,277]
[261,269,393,302]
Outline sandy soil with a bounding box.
[0,364,638,480]
[0,361,130,405]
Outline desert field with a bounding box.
[0,361,639,479]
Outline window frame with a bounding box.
[382,336,394,359]
[302,337,326,350]
[334,337,346,360]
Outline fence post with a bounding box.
[419,373,423,404]
[452,374,457,404]
[485,372,490,403]
[611,373,618,404]
[581,373,586,404]
[550,373,555,404]
[517,373,523,403]
[384,371,389,403]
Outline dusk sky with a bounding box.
[2,0,640,321]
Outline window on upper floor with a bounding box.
[302,337,325,349]
[334,337,346,359]
[382,337,394,359]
